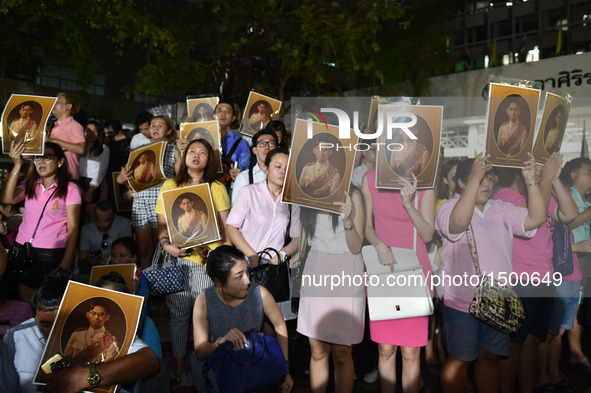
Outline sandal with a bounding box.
[554,379,578,393]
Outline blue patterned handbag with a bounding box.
[143,242,184,296]
[203,329,287,393]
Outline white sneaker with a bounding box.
[363,367,378,383]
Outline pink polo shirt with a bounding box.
[50,116,85,179]
[16,180,82,249]
[494,187,557,278]
[435,196,536,313]
[226,181,300,253]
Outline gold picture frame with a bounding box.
[485,83,541,168]
[1,94,57,155]
[34,282,143,393]
[126,141,166,193]
[283,118,356,213]
[162,183,221,249]
[531,92,571,163]
[375,105,442,189]
[186,96,218,123]
[239,91,282,137]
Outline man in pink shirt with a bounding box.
[47,93,86,179]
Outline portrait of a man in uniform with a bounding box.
[176,195,207,238]
[298,134,342,198]
[9,102,39,144]
[63,301,119,363]
[496,98,528,156]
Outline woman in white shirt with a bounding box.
[79,120,110,222]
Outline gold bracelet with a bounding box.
[215,337,224,348]
[10,171,19,177]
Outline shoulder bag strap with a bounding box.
[465,224,482,276]
[248,166,254,184]
[225,137,242,160]
[30,187,58,244]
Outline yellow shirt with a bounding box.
[155,179,230,264]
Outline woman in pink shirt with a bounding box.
[2,141,81,301]
[226,147,298,265]
[436,153,547,393]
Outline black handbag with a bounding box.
[552,220,574,276]
[249,248,290,303]
[8,188,57,279]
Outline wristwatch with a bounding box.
[279,250,287,263]
[88,364,101,388]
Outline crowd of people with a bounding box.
[0,92,590,393]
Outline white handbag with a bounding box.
[362,197,433,321]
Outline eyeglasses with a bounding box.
[256,141,276,148]
[33,154,55,162]
[101,233,110,249]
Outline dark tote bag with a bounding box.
[249,248,290,303]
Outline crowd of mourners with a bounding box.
[0,92,590,393]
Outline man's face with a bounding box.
[253,135,277,164]
[313,143,332,163]
[52,96,70,119]
[35,308,58,338]
[138,122,151,138]
[506,102,521,122]
[180,198,194,213]
[87,305,110,329]
[20,105,33,119]
[95,209,115,233]
[214,104,235,128]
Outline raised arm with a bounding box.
[399,174,435,243]
[46,137,87,156]
[2,140,26,205]
[449,153,491,234]
[521,153,548,231]
[543,153,578,224]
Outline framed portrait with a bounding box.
[90,264,137,293]
[1,94,57,155]
[367,97,380,132]
[34,282,143,393]
[112,172,133,212]
[485,83,541,167]
[126,141,166,193]
[375,105,442,189]
[187,96,218,122]
[180,120,222,172]
[531,92,571,163]
[239,91,282,137]
[162,183,221,249]
[282,118,356,213]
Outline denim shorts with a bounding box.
[440,299,510,362]
[511,283,555,343]
[548,280,581,335]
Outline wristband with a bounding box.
[344,225,354,231]
[525,180,539,187]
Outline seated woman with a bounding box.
[109,236,149,302]
[191,245,293,393]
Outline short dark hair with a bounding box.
[111,236,138,258]
[202,245,247,286]
[89,300,110,315]
[95,200,115,214]
[30,268,71,316]
[135,111,153,127]
[252,129,278,148]
[264,146,289,167]
[215,100,235,116]
[560,157,591,188]
[455,158,494,194]
[96,272,130,294]
[104,119,123,133]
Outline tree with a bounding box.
[0,0,180,89]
